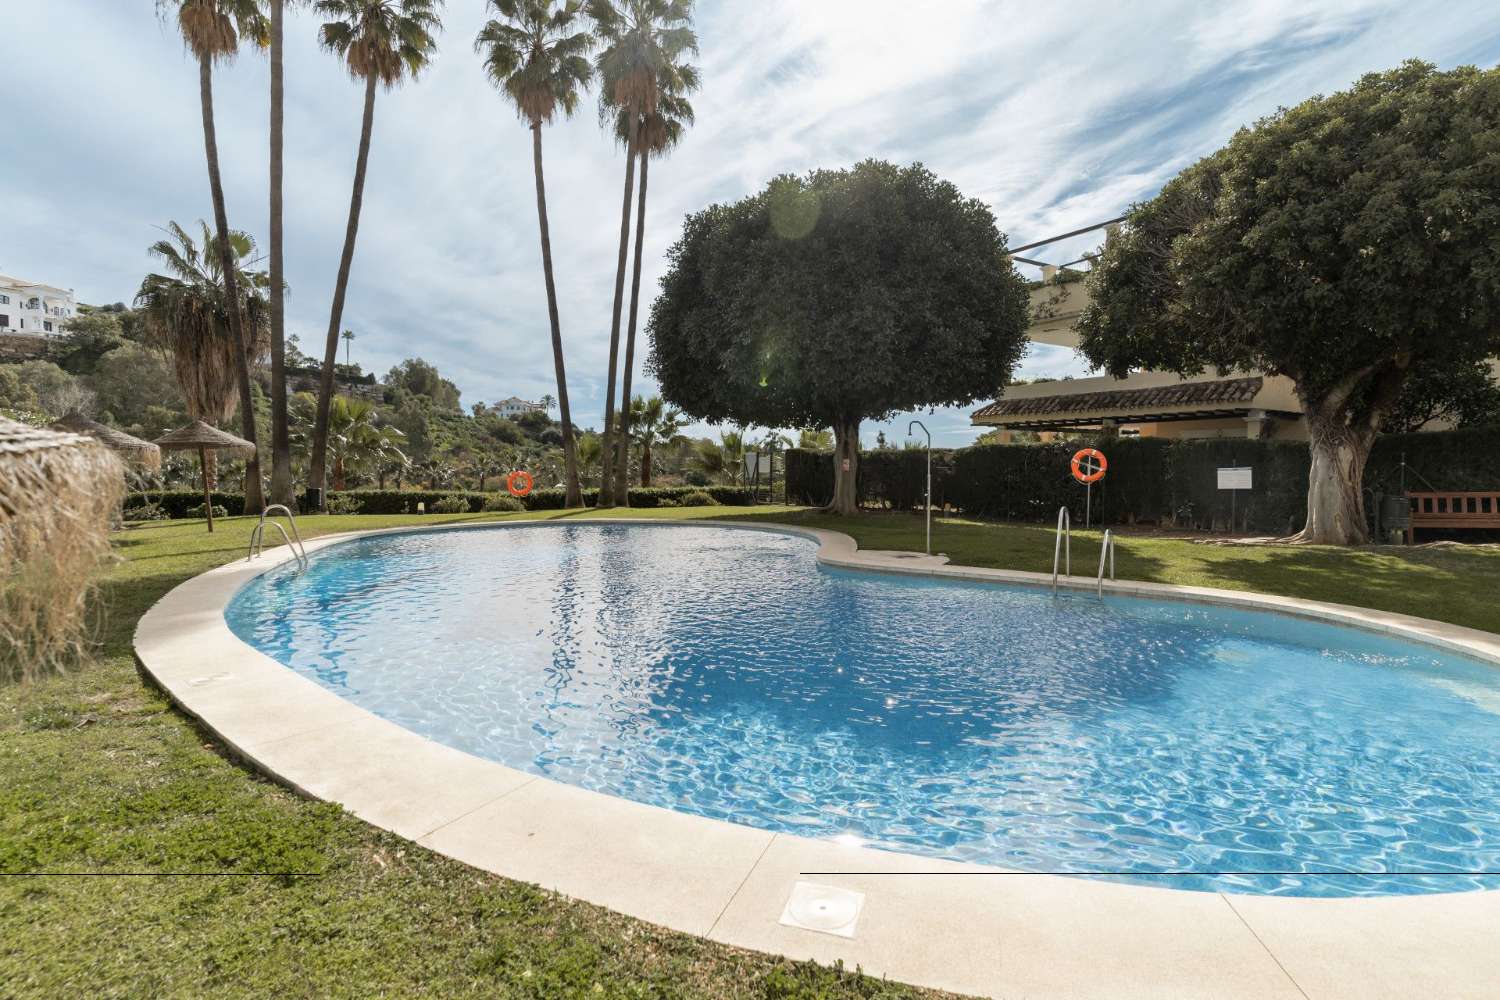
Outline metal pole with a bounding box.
[909,420,931,555]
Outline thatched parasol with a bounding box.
[155,420,255,533]
[1,417,125,682]
[51,413,162,472]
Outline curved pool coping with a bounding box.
[134,518,1500,1000]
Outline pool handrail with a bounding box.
[1052,506,1071,594]
[1097,529,1116,596]
[247,503,308,572]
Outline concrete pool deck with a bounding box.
[134,518,1500,999]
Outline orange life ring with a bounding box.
[1070,448,1107,484]
[506,470,534,497]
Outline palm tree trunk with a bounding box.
[198,54,265,516]
[268,0,293,509]
[599,116,639,506]
[310,73,378,510]
[200,448,215,533]
[640,438,652,487]
[613,152,650,506]
[531,124,582,507]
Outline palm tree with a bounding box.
[326,395,405,489]
[135,221,272,488]
[267,0,301,509]
[587,0,697,505]
[628,393,686,486]
[539,392,557,414]
[574,431,604,481]
[608,68,695,503]
[341,328,356,366]
[159,0,270,513]
[308,0,442,509]
[475,0,592,508]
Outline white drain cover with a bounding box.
[779,881,865,938]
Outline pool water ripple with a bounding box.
[225,523,1500,896]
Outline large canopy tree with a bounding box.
[1077,61,1500,544]
[648,160,1031,514]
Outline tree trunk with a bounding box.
[530,124,582,507]
[200,448,214,533]
[613,152,650,506]
[1292,407,1374,544]
[310,73,377,510]
[268,0,293,509]
[199,54,264,516]
[598,117,639,506]
[641,439,652,487]
[825,416,861,516]
[333,455,346,492]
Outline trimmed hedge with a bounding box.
[786,424,1500,533]
[123,484,758,519]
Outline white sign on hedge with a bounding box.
[1217,467,1253,490]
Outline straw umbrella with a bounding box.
[155,420,255,532]
[51,413,162,472]
[1,417,124,682]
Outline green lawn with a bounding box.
[3,506,1496,998]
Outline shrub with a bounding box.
[324,493,362,515]
[430,494,469,514]
[122,490,246,518]
[656,497,680,508]
[186,502,228,520]
[482,494,525,513]
[680,490,718,507]
[121,502,167,522]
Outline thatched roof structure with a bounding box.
[51,413,162,471]
[1,417,124,682]
[154,420,256,456]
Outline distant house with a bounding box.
[0,273,77,338]
[494,396,544,418]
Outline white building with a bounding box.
[0,273,78,337]
[494,396,544,418]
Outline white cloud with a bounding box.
[7,0,1498,446]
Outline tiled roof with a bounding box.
[973,377,1264,420]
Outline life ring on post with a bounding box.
[505,470,534,497]
[1070,448,1107,484]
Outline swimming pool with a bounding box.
[225,523,1500,897]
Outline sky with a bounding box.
[7,1,1500,447]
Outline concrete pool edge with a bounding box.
[133,518,1500,999]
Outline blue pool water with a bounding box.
[225,523,1500,897]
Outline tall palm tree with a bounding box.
[475,0,592,508]
[341,328,356,365]
[586,0,697,505]
[608,67,695,502]
[267,0,302,509]
[308,0,442,508]
[159,0,270,513]
[628,393,686,486]
[135,221,273,487]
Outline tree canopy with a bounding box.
[647,159,1030,512]
[1076,61,1500,543]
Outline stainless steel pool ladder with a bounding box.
[1096,529,1116,596]
[247,503,308,572]
[1051,506,1071,594]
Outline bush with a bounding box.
[680,490,718,507]
[430,494,469,514]
[656,498,680,508]
[187,502,228,520]
[324,493,362,515]
[122,490,246,518]
[121,502,167,522]
[482,494,525,513]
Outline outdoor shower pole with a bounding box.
[909,420,932,555]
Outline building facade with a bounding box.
[494,396,544,418]
[0,273,77,337]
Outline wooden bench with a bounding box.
[1406,491,1500,543]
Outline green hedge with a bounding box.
[123,484,758,520]
[786,424,1500,533]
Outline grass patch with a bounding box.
[2,504,1495,997]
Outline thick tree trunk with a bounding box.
[824,416,861,516]
[199,55,264,515]
[640,439,652,487]
[268,0,293,509]
[310,73,377,509]
[613,152,651,505]
[530,125,582,507]
[1291,407,1374,545]
[333,455,346,492]
[599,117,639,506]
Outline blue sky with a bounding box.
[7,1,1500,446]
